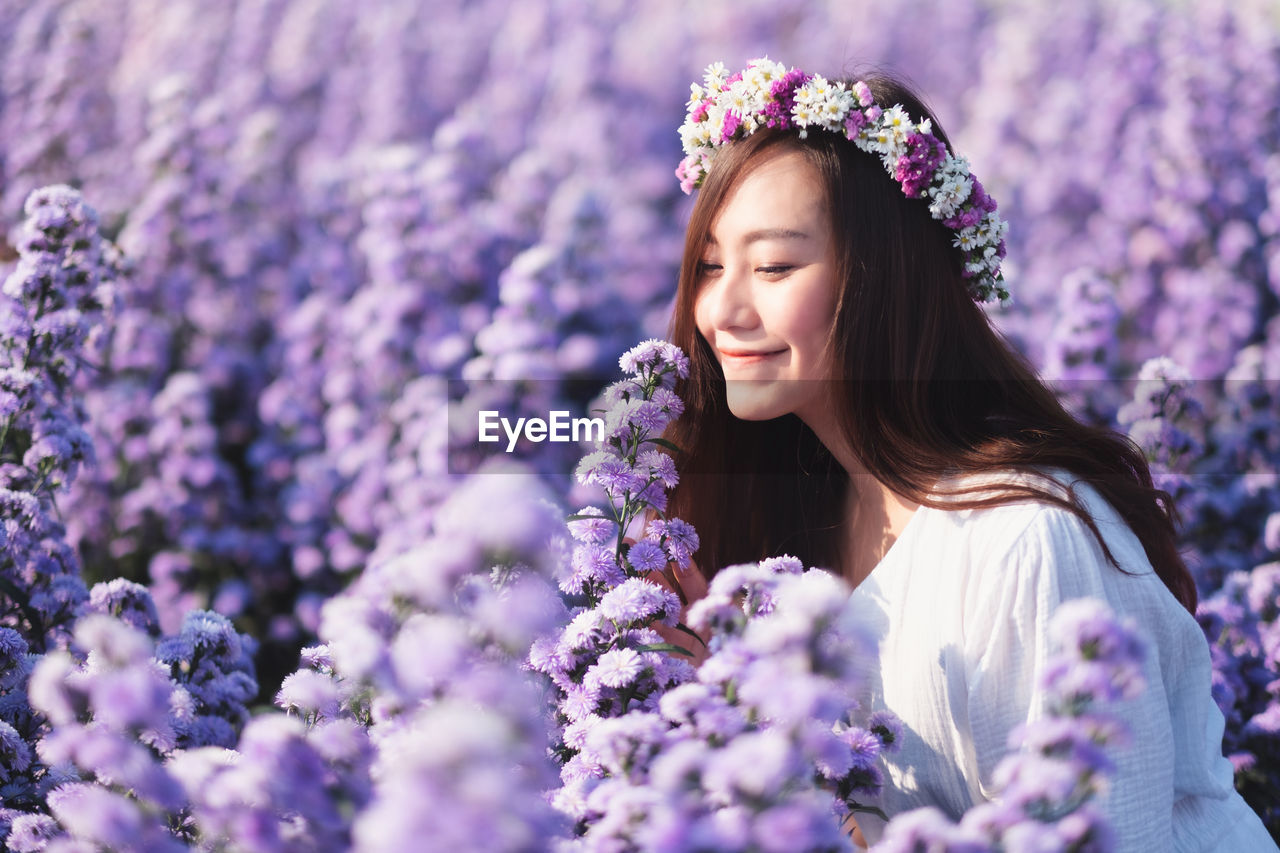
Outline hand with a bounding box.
[644,558,712,668]
[625,533,712,667]
[842,814,868,849]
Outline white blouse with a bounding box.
[846,468,1276,851]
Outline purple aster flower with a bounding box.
[647,517,700,568]
[594,648,645,689]
[877,806,966,851]
[619,340,664,373]
[657,682,718,726]
[838,725,883,772]
[601,379,643,408]
[638,449,679,489]
[1044,599,1147,706]
[630,400,672,434]
[597,457,648,495]
[649,386,684,418]
[275,669,342,720]
[561,609,608,652]
[598,578,679,625]
[0,627,29,678]
[87,667,174,733]
[299,644,334,672]
[45,783,142,850]
[568,542,618,592]
[867,709,905,755]
[567,506,616,545]
[5,813,60,851]
[86,579,161,636]
[0,721,32,780]
[626,539,668,574]
[994,751,1091,811]
[583,712,669,776]
[702,730,797,800]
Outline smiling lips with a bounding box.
[718,348,786,367]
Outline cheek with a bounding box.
[692,292,712,338]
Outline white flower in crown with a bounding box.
[927,157,974,219]
[744,57,787,91]
[818,92,854,131]
[954,228,979,252]
[865,124,895,156]
[704,62,730,90]
[725,79,762,117]
[793,103,817,134]
[706,103,728,137]
[882,106,912,136]
[687,82,707,109]
[981,214,1009,251]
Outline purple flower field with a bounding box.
[1,0,1279,849]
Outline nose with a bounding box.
[696,264,759,334]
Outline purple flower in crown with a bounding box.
[896,132,949,198]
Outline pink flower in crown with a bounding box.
[675,153,707,194]
[943,205,985,231]
[843,110,868,138]
[852,80,874,108]
[719,111,742,144]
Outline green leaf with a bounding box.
[674,622,708,649]
[565,512,617,523]
[634,642,695,658]
[846,804,889,822]
[641,437,682,453]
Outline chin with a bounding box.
[723,382,798,421]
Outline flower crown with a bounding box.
[676,58,1010,304]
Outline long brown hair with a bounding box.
[664,74,1198,614]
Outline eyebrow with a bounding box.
[706,228,812,246]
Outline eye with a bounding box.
[697,260,723,277]
[756,264,794,278]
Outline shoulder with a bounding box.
[926,466,1139,569]
[919,468,1174,626]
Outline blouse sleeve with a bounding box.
[959,500,1241,851]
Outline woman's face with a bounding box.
[694,148,840,426]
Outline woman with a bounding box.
[660,58,1275,850]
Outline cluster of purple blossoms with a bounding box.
[1,186,119,650]
[1118,352,1280,824]
[166,467,570,852]
[16,615,189,852]
[1116,356,1206,507]
[563,562,899,852]
[877,598,1149,851]
[1196,566,1280,827]
[0,576,259,851]
[534,340,701,816]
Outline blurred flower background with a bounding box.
[2,0,1280,848]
